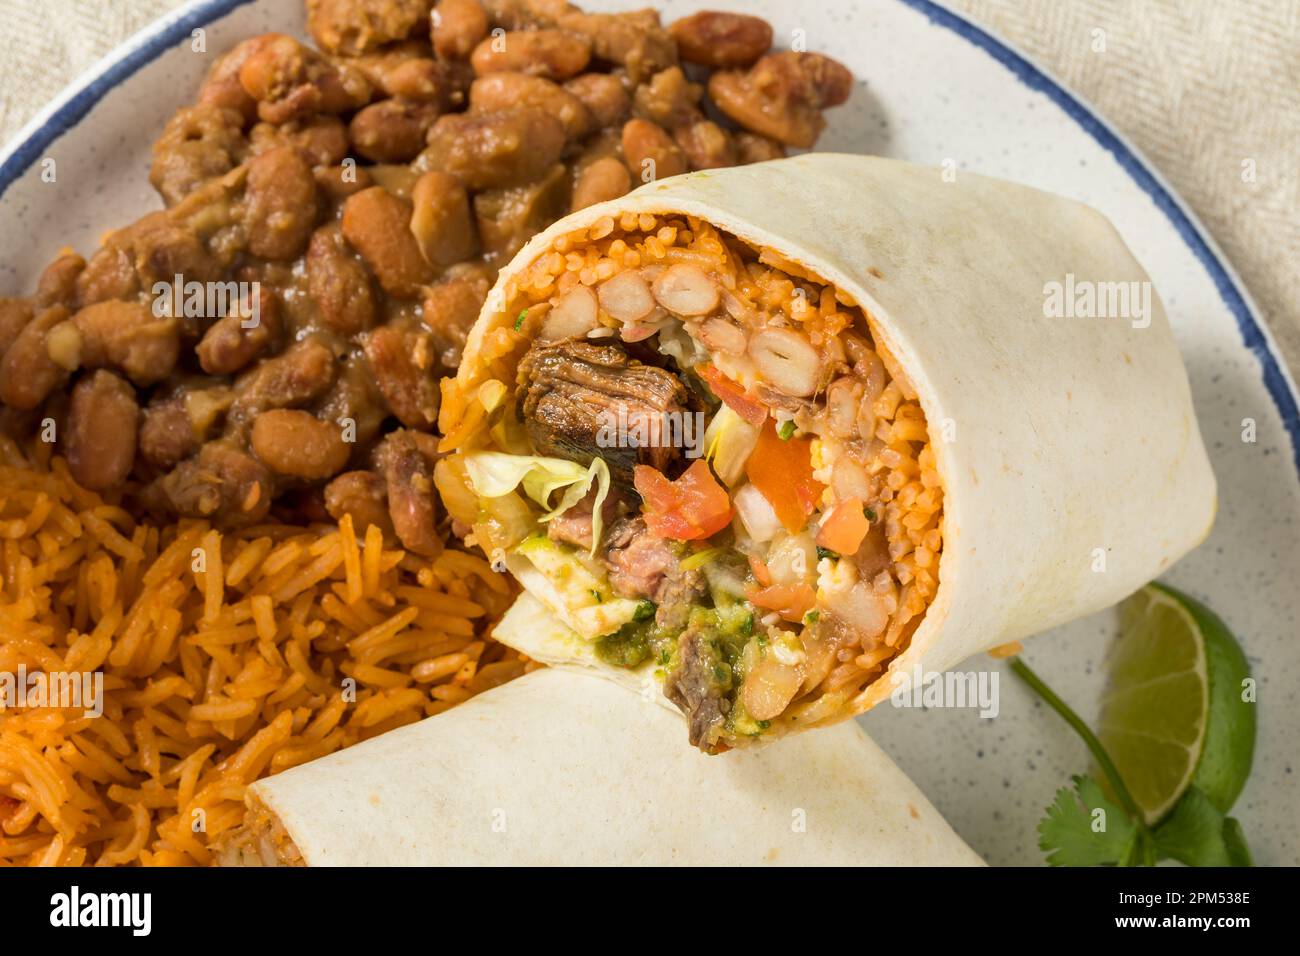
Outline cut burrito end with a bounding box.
[440,155,1215,754]
[438,177,945,753]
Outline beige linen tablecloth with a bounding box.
[1,0,1297,375]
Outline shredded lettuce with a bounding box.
[463,452,611,556]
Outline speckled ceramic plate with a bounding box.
[1,0,1295,865]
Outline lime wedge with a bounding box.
[1097,583,1255,825]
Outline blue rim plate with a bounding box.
[1,0,1294,865]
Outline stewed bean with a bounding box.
[571,156,631,211]
[65,370,139,491]
[621,118,687,182]
[469,29,592,81]
[598,270,656,323]
[410,170,479,268]
[433,0,491,60]
[341,186,435,296]
[251,408,351,479]
[748,327,820,397]
[0,306,70,410]
[469,73,594,141]
[652,264,719,316]
[669,12,772,69]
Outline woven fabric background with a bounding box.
[1,0,1297,375]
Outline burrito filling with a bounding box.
[439,213,943,752]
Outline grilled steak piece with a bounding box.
[603,515,705,630]
[518,340,691,486]
[664,623,731,751]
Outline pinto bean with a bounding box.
[632,66,702,129]
[470,73,592,140]
[250,115,350,167]
[314,162,374,200]
[652,263,719,316]
[748,327,820,397]
[350,99,442,163]
[0,297,34,359]
[139,396,197,469]
[378,429,442,556]
[540,284,598,342]
[668,12,772,69]
[571,155,631,211]
[432,0,489,59]
[598,270,655,323]
[306,223,377,335]
[314,353,389,450]
[324,469,393,537]
[674,120,736,171]
[150,104,248,207]
[350,43,451,104]
[35,254,85,308]
[242,146,320,260]
[365,324,440,429]
[419,108,566,190]
[238,34,371,125]
[157,440,273,526]
[71,300,180,386]
[340,187,434,297]
[410,170,477,269]
[734,130,786,164]
[114,210,220,292]
[563,73,630,127]
[557,9,677,85]
[198,34,277,125]
[251,409,351,479]
[229,338,337,423]
[470,29,591,81]
[0,306,70,410]
[420,264,490,369]
[621,118,687,183]
[307,0,429,56]
[709,52,853,148]
[65,371,138,491]
[75,246,138,305]
[196,287,280,375]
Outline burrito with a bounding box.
[435,154,1216,753]
[219,656,981,866]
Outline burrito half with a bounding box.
[218,662,982,866]
[436,154,1216,753]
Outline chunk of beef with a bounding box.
[602,515,704,629]
[664,624,730,751]
[546,484,617,551]
[518,341,691,486]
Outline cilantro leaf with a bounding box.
[1038,775,1139,867]
[1151,786,1249,868]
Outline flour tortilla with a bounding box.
[452,153,1215,717]
[244,653,981,866]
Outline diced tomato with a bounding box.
[746,419,825,534]
[634,459,733,541]
[816,497,871,555]
[747,582,817,623]
[699,364,768,427]
[747,554,772,587]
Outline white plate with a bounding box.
[2,0,1296,865]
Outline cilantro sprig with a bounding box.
[1010,657,1252,867]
